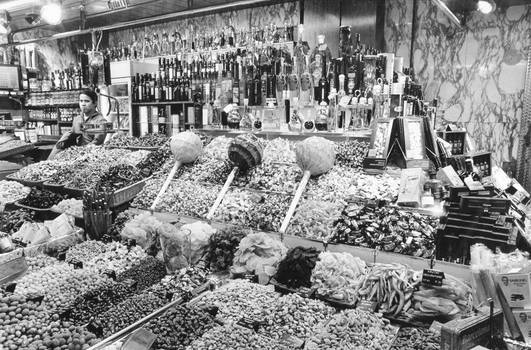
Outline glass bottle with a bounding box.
[227,104,241,129]
[240,101,253,131]
[288,98,302,132]
[315,101,328,131]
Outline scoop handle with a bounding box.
[206,166,238,220]
[150,161,182,211]
[279,170,310,235]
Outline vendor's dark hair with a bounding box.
[79,89,98,103]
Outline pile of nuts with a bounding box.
[123,150,151,166]
[144,305,217,350]
[260,293,335,340]
[187,325,289,350]
[195,280,279,322]
[288,199,344,240]
[25,254,60,272]
[335,140,369,168]
[94,292,167,337]
[65,240,108,264]
[66,280,135,325]
[305,309,397,349]
[0,293,51,349]
[331,204,438,258]
[0,180,31,204]
[14,264,112,313]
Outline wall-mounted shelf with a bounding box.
[132,101,193,106]
[26,104,79,109]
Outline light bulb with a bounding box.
[41,2,62,25]
[477,0,495,14]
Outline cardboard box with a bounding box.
[513,310,531,344]
[496,273,531,308]
[397,168,424,207]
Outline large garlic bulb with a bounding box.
[295,136,335,176]
[170,131,203,164]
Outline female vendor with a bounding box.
[48,89,108,159]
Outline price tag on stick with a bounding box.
[121,328,157,350]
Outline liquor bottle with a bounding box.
[253,66,262,106]
[260,65,268,107]
[287,65,299,103]
[133,74,139,102]
[154,77,160,101]
[158,106,167,135]
[246,66,254,106]
[232,59,240,106]
[288,97,302,132]
[318,56,329,103]
[299,55,312,106]
[50,72,56,90]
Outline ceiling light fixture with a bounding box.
[40,0,63,25]
[477,0,496,14]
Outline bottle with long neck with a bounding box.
[299,55,312,106]
[246,65,254,106]
[253,65,262,107]
[318,56,329,104]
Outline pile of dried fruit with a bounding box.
[148,266,209,301]
[178,158,234,185]
[145,305,217,350]
[96,164,144,192]
[136,146,173,176]
[262,138,296,163]
[11,161,60,182]
[83,242,148,274]
[288,199,344,241]
[305,309,397,349]
[115,256,166,292]
[241,163,302,194]
[331,204,438,258]
[0,180,30,204]
[106,133,169,148]
[200,136,231,160]
[390,327,440,350]
[205,227,248,271]
[311,252,367,303]
[0,209,34,234]
[215,189,291,232]
[52,198,83,218]
[274,247,320,288]
[18,188,67,209]
[152,180,219,217]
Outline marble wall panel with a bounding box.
[385,0,531,167]
[108,2,299,48]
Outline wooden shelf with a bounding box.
[132,101,193,106]
[26,104,79,109]
[197,127,372,141]
[28,118,58,123]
